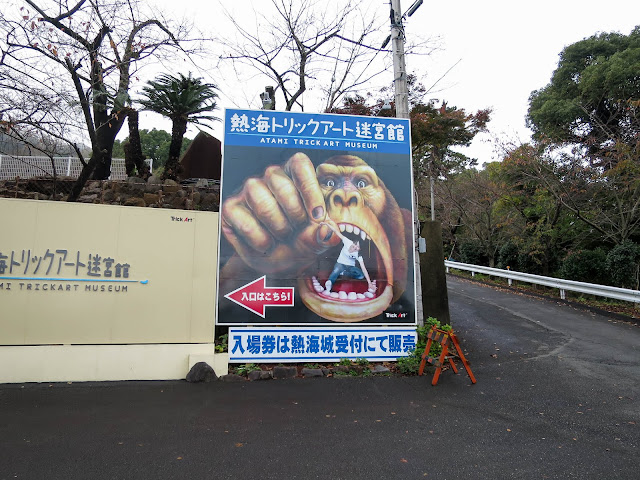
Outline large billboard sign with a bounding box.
[217,109,416,326]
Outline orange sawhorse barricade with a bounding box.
[418,326,477,386]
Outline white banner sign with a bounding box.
[228,327,417,363]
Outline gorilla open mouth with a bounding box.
[298,222,394,322]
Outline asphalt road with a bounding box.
[1,275,638,480]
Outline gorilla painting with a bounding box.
[218,150,415,324]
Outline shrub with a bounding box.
[606,241,640,289]
[397,318,454,375]
[498,241,519,270]
[396,350,422,375]
[459,240,488,266]
[560,248,610,285]
[215,333,228,353]
[236,363,261,376]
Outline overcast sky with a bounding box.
[145,0,640,165]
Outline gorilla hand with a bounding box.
[221,152,338,275]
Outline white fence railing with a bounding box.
[445,260,640,304]
[0,155,152,181]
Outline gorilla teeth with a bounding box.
[338,223,369,241]
[311,276,378,301]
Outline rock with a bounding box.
[194,178,209,188]
[321,368,331,376]
[121,184,144,196]
[220,374,246,382]
[145,183,162,193]
[102,190,116,202]
[123,196,146,207]
[127,176,146,184]
[186,362,217,383]
[272,366,297,379]
[163,184,180,194]
[164,179,179,186]
[200,193,219,210]
[373,365,390,374]
[301,368,324,378]
[170,196,185,209]
[247,370,262,381]
[260,371,273,380]
[147,175,162,185]
[143,193,159,205]
[78,193,98,203]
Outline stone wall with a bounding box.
[0,176,220,211]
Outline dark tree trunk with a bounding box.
[124,109,150,179]
[92,129,116,180]
[67,147,103,201]
[162,119,187,181]
[68,114,124,201]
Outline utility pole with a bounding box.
[387,0,424,324]
[387,0,450,325]
[390,0,409,119]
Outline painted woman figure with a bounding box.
[321,219,373,293]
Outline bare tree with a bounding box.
[0,0,198,200]
[218,0,399,112]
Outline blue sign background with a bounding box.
[225,109,411,154]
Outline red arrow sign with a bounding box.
[224,276,295,318]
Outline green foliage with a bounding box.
[396,351,421,375]
[113,129,192,168]
[236,363,261,376]
[410,101,491,178]
[606,241,640,289]
[329,76,491,179]
[215,333,228,353]
[140,73,219,125]
[498,241,520,270]
[395,318,456,376]
[560,249,610,285]
[139,72,219,180]
[337,358,352,366]
[527,27,640,167]
[354,357,370,366]
[459,240,488,266]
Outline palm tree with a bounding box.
[140,73,219,180]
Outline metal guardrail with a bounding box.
[445,260,640,304]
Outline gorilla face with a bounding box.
[298,155,409,322]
